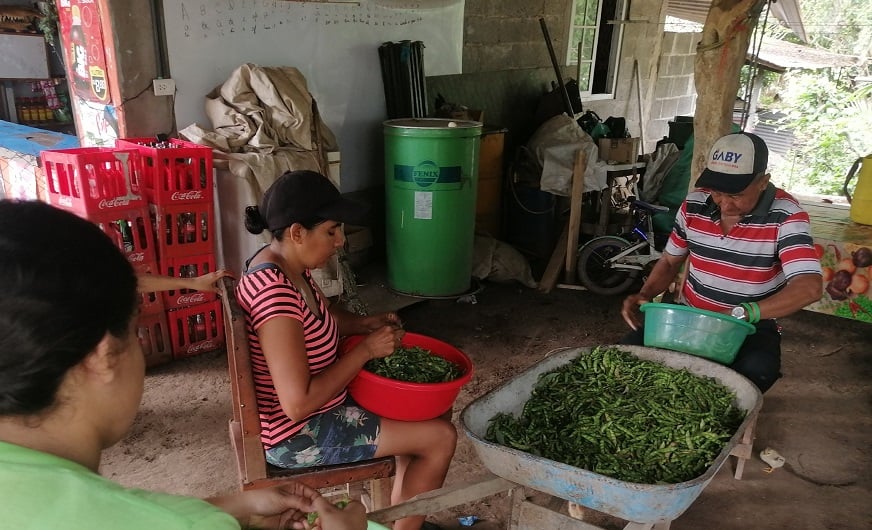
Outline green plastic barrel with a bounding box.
[384,118,482,296]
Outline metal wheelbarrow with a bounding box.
[460,345,763,528]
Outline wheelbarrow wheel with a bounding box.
[576,235,640,296]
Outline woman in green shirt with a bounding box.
[0,200,365,530]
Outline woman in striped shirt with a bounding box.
[621,132,822,392]
[237,170,456,530]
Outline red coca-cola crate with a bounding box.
[137,311,173,368]
[91,207,158,269]
[159,253,218,310]
[149,202,215,261]
[167,300,224,359]
[41,147,145,217]
[115,138,213,206]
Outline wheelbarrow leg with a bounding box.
[730,410,758,480]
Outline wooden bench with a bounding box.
[218,277,395,508]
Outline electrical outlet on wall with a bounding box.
[153,78,176,96]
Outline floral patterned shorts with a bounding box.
[264,396,381,469]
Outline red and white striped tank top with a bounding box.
[235,264,347,448]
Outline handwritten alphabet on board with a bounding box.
[178,0,426,40]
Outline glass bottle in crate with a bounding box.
[187,315,196,343]
[118,220,134,252]
[200,215,208,242]
[195,313,207,342]
[210,309,218,337]
[184,213,197,243]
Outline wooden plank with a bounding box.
[538,221,569,293]
[367,474,515,524]
[565,149,588,283]
[511,498,604,530]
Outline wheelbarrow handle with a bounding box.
[842,157,863,203]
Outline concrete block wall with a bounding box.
[460,1,670,154]
[463,0,571,73]
[650,31,699,145]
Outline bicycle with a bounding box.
[576,197,670,296]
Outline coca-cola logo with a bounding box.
[99,197,131,209]
[176,293,207,305]
[128,252,145,262]
[59,196,73,208]
[186,340,217,354]
[171,190,204,201]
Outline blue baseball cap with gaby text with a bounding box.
[695,132,769,194]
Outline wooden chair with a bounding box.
[218,277,395,508]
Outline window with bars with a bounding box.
[566,0,627,97]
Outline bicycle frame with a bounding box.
[603,209,662,271]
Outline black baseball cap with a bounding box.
[695,132,769,193]
[261,170,369,230]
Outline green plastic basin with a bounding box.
[640,303,756,364]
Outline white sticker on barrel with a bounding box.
[414,191,433,219]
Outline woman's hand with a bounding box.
[208,482,322,529]
[359,312,403,332]
[621,293,649,331]
[361,324,405,359]
[190,269,234,293]
[305,497,367,530]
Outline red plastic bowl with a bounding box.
[342,332,474,421]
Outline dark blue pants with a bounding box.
[620,319,782,393]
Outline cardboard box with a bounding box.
[598,138,640,164]
[311,253,343,298]
[344,226,373,268]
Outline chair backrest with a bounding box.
[220,276,269,484]
[218,277,396,496]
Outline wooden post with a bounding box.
[692,0,766,189]
[537,222,569,293]
[565,149,588,283]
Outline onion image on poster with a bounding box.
[818,243,872,322]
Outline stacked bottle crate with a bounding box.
[40,147,173,367]
[116,137,223,362]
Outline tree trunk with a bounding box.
[691,0,766,189]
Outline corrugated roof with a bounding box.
[667,0,807,42]
[750,37,861,72]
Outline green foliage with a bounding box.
[769,71,871,195]
[36,1,58,50]
[752,0,872,196]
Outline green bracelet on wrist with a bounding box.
[747,302,761,324]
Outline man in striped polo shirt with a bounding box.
[621,132,822,392]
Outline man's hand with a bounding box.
[621,293,650,331]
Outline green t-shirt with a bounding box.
[0,440,239,530]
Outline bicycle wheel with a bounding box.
[576,236,641,296]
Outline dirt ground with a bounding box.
[101,265,872,529]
